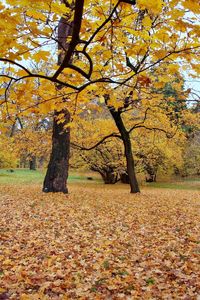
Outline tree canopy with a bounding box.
[0,0,199,121]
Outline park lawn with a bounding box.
[0,169,199,191]
[144,180,200,191]
[0,183,199,299]
[0,169,102,185]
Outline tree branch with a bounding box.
[83,1,120,51]
[71,133,121,151]
[0,58,32,74]
[117,45,200,88]
[128,108,150,133]
[53,0,84,79]
[133,125,178,138]
[0,58,79,90]
[75,50,93,78]
[66,63,90,79]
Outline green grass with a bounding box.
[144,180,200,191]
[0,169,199,191]
[0,169,101,185]
[0,169,44,184]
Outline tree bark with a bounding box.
[145,173,157,182]
[102,171,118,184]
[144,165,157,182]
[120,172,129,184]
[108,109,140,193]
[29,156,36,170]
[43,3,73,193]
[43,110,70,193]
[91,167,118,184]
[123,130,140,193]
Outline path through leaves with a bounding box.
[0,184,199,299]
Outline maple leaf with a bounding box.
[137,75,151,87]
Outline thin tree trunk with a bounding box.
[109,109,140,193]
[29,156,36,170]
[123,131,140,193]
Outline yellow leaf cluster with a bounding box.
[137,0,164,14]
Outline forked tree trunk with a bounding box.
[109,109,140,193]
[43,4,73,193]
[43,110,70,193]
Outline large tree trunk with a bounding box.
[109,109,140,193]
[43,2,73,193]
[43,110,70,193]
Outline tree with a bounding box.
[12,118,52,170]
[43,1,74,193]
[180,102,200,176]
[182,133,200,176]
[0,134,17,168]
[0,0,199,193]
[71,118,126,184]
[133,129,185,182]
[71,95,187,185]
[105,94,140,192]
[72,141,125,184]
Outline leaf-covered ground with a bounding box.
[0,184,199,299]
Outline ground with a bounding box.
[0,173,200,299]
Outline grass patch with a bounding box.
[0,169,199,191]
[0,169,44,184]
[145,180,200,191]
[0,169,101,185]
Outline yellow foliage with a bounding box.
[137,0,164,14]
[0,135,18,168]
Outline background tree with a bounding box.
[71,114,186,185]
[180,102,200,176]
[182,133,200,176]
[71,118,126,184]
[12,118,52,170]
[133,129,185,182]
[0,134,17,168]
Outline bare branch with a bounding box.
[120,0,136,4]
[133,125,178,138]
[66,64,90,79]
[71,133,121,151]
[128,108,150,133]
[0,58,32,75]
[75,50,93,78]
[119,45,200,88]
[0,74,16,80]
[13,74,79,90]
